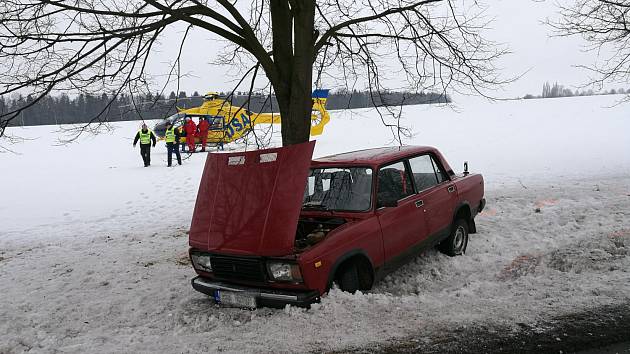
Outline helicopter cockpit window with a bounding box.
[207,115,224,130]
[165,113,185,125]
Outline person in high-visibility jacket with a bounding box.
[133,123,157,167]
[165,121,182,167]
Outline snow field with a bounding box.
[1,94,630,353]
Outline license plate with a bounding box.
[215,290,257,308]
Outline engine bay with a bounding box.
[294,217,346,252]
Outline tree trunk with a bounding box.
[270,0,315,147]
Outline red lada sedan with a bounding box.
[189,141,485,308]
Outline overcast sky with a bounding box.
[149,0,615,98]
[484,0,613,97]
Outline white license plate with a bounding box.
[215,290,257,308]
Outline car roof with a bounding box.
[312,145,437,166]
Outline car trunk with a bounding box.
[189,141,315,256]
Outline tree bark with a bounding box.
[270,0,315,146]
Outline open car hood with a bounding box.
[189,141,315,256]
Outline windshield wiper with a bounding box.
[302,202,330,211]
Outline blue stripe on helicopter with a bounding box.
[312,89,329,99]
[225,113,252,139]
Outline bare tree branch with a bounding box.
[549,0,630,89]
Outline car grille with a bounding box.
[210,255,267,282]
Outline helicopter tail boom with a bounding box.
[253,89,331,136]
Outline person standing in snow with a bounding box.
[184,117,197,153]
[197,117,209,152]
[178,125,187,153]
[133,123,156,167]
[165,121,182,167]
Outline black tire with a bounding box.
[438,218,469,257]
[336,263,361,293]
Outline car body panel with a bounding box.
[313,146,454,174]
[451,173,485,213]
[420,183,458,236]
[189,141,315,256]
[376,194,429,260]
[298,217,384,293]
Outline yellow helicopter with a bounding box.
[153,90,330,147]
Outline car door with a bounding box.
[376,161,430,260]
[408,154,458,239]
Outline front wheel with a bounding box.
[336,263,361,293]
[438,219,469,257]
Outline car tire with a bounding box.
[336,263,361,293]
[438,218,469,257]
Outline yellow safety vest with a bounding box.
[138,129,152,145]
[165,127,176,143]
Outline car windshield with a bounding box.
[302,167,373,212]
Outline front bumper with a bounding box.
[191,276,320,308]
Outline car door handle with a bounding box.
[415,200,424,208]
[448,185,456,193]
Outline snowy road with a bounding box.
[1,95,630,353]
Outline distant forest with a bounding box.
[2,90,450,127]
[524,82,630,99]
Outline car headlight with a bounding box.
[191,252,212,272]
[267,261,303,282]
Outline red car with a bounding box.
[189,141,485,308]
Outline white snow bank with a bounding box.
[314,94,630,186]
[1,95,629,353]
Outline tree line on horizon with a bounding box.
[1,90,450,127]
[523,82,630,99]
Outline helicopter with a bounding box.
[152,89,330,148]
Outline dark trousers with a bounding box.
[140,144,151,166]
[166,142,181,166]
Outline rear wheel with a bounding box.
[438,219,469,256]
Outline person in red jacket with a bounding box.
[184,117,197,153]
[197,117,209,152]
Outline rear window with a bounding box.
[408,154,448,191]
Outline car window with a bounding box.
[377,161,413,207]
[430,156,448,183]
[408,155,439,191]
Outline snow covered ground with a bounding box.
[1,95,629,353]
